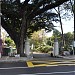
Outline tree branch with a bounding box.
[29,0,46,16]
[28,0,69,19]
[22,0,30,9]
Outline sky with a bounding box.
[46,17,74,37]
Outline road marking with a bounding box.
[18,74,35,75]
[26,60,75,67]
[26,61,34,67]
[31,60,75,63]
[0,67,28,70]
[34,64,52,67]
[18,71,75,75]
[48,61,75,65]
[36,71,75,74]
[34,63,75,67]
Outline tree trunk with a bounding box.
[58,7,64,47]
[15,13,30,56]
[19,11,27,56]
[16,43,21,54]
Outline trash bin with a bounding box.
[2,47,11,56]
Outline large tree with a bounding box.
[1,0,69,55]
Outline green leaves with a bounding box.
[1,0,70,54]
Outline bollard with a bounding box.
[53,38,59,56]
[25,38,30,56]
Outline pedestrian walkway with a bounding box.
[58,55,75,59]
[0,54,75,62]
[0,56,28,62]
[33,53,75,60]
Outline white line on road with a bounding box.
[0,67,75,75]
[18,71,75,75]
[0,67,28,70]
[36,71,75,74]
[18,74,33,75]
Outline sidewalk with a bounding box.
[33,53,75,59]
[0,54,75,62]
[60,55,75,59]
[0,56,29,62]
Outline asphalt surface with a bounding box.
[0,65,75,75]
[0,62,27,68]
[0,54,75,75]
[0,60,75,75]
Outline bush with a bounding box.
[5,37,16,48]
[33,45,53,53]
[64,45,72,51]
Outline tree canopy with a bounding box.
[1,0,69,55]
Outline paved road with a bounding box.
[0,59,75,75]
[0,65,75,75]
[27,58,75,67]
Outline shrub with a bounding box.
[35,45,53,53]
